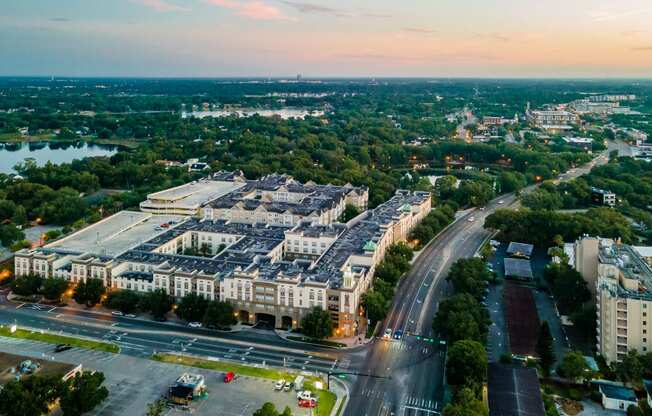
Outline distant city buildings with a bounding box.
[562,137,594,151]
[525,103,579,132]
[590,187,616,207]
[15,172,430,337]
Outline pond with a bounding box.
[0,141,119,174]
[182,108,325,120]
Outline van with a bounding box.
[294,375,304,391]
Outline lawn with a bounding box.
[0,326,119,353]
[152,353,337,416]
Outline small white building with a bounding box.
[596,381,637,412]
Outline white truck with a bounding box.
[294,375,304,391]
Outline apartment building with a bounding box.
[15,173,429,337]
[591,187,616,207]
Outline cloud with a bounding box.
[131,0,190,12]
[403,27,436,34]
[280,1,348,17]
[589,7,652,22]
[205,0,290,20]
[49,17,71,22]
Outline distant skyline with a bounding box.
[2,0,652,78]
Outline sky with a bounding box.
[2,0,652,78]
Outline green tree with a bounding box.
[446,258,492,300]
[616,351,644,383]
[59,371,109,416]
[341,204,361,222]
[72,278,106,307]
[176,293,209,322]
[446,340,488,394]
[558,351,589,381]
[433,293,488,344]
[536,321,556,377]
[0,224,25,247]
[203,300,237,329]
[142,289,173,320]
[443,387,488,416]
[41,277,69,302]
[0,374,63,416]
[300,306,334,340]
[253,402,292,416]
[361,291,388,325]
[104,290,141,314]
[146,399,167,416]
[11,274,43,297]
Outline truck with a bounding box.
[294,375,304,391]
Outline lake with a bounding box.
[0,141,119,174]
[182,108,325,120]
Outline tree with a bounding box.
[142,289,173,320]
[104,290,141,314]
[616,351,644,383]
[545,264,591,315]
[0,224,25,247]
[300,306,333,340]
[202,300,236,329]
[253,402,292,416]
[176,293,209,322]
[11,273,43,297]
[41,277,69,302]
[59,371,109,416]
[558,351,589,381]
[433,294,488,344]
[536,321,556,377]
[443,388,488,416]
[72,278,106,307]
[0,374,63,416]
[146,399,167,416]
[446,340,488,394]
[446,258,492,300]
[362,290,388,325]
[341,204,361,222]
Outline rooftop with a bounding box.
[488,363,545,416]
[141,179,245,210]
[45,211,186,257]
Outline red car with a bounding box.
[224,371,234,383]
[299,399,317,408]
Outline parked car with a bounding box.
[275,380,286,391]
[283,382,293,392]
[298,398,317,408]
[467,216,475,222]
[111,311,123,316]
[125,314,137,318]
[224,372,235,383]
[383,328,392,339]
[188,322,202,328]
[297,391,314,401]
[54,344,72,353]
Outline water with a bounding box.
[0,141,119,174]
[182,108,325,120]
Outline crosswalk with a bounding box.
[402,396,440,415]
[359,388,387,399]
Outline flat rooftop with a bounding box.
[0,351,78,386]
[46,211,186,257]
[142,179,245,209]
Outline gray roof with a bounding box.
[488,363,545,416]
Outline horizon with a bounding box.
[3,0,652,78]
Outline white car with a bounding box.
[467,216,475,222]
[497,200,504,205]
[383,328,393,339]
[188,322,202,328]
[111,311,123,316]
[275,380,286,391]
[297,391,314,401]
[125,314,137,318]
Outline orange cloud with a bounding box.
[205,0,290,20]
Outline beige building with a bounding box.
[15,173,428,338]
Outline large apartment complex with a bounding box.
[572,237,652,363]
[15,172,430,337]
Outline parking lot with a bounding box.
[0,336,318,416]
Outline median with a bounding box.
[0,325,119,353]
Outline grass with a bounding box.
[0,326,119,353]
[152,353,337,416]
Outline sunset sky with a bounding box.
[2,0,652,77]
